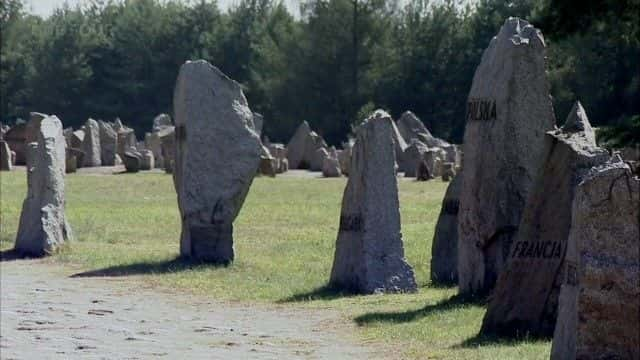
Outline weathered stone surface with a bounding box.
[71,129,85,149]
[267,143,287,174]
[330,110,417,294]
[441,162,456,182]
[123,150,141,173]
[4,123,27,165]
[15,116,72,256]
[1,140,12,171]
[457,18,556,295]
[145,132,162,168]
[159,127,175,173]
[285,122,327,170]
[139,149,154,170]
[153,113,172,132]
[322,155,342,177]
[117,129,137,157]
[258,145,276,177]
[252,112,264,136]
[481,101,610,337]
[400,139,428,177]
[173,60,262,264]
[99,120,117,166]
[81,119,102,167]
[25,112,47,144]
[397,111,449,148]
[311,147,329,172]
[338,141,353,176]
[551,159,639,360]
[431,173,462,284]
[423,148,445,178]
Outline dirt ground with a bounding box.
[0,258,383,359]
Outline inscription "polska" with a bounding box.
[467,98,497,122]
[510,240,563,259]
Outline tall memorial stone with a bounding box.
[457,18,555,295]
[430,173,462,284]
[173,60,262,264]
[481,102,610,336]
[330,110,417,294]
[81,118,102,167]
[15,116,72,256]
[99,120,117,166]
[286,121,313,169]
[551,159,639,360]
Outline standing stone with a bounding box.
[311,147,329,172]
[15,116,72,256]
[551,159,639,360]
[430,173,462,284]
[286,121,313,169]
[258,145,276,177]
[416,159,432,181]
[481,102,610,337]
[322,156,342,177]
[4,123,27,165]
[81,119,102,167]
[159,127,175,173]
[423,148,445,178]
[25,112,47,144]
[123,150,141,173]
[99,120,117,166]
[65,148,77,174]
[139,149,154,170]
[252,112,264,136]
[457,18,555,295]
[71,129,85,149]
[391,120,408,165]
[1,140,12,171]
[117,128,137,157]
[441,162,456,182]
[397,111,449,148]
[400,139,428,177]
[338,140,353,176]
[330,110,417,294]
[267,143,287,174]
[152,113,172,132]
[173,60,262,264]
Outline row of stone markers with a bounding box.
[429,17,639,359]
[284,111,461,180]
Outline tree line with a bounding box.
[1,0,638,146]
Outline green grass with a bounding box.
[0,169,551,359]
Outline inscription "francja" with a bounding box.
[510,240,563,259]
[467,98,497,122]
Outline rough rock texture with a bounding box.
[252,112,264,136]
[173,60,262,264]
[311,147,329,172]
[457,18,556,295]
[139,149,155,170]
[286,121,312,169]
[123,151,141,172]
[4,123,27,165]
[551,160,639,360]
[431,173,462,284]
[81,119,102,167]
[330,110,417,294]
[400,139,428,177]
[153,114,172,132]
[117,128,137,157]
[481,101,610,337]
[1,140,12,171]
[397,111,449,148]
[322,156,342,177]
[99,121,117,166]
[15,116,72,256]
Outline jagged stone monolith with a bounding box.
[15,116,72,256]
[397,111,449,148]
[481,102,610,337]
[99,120,117,166]
[551,159,639,360]
[457,18,555,295]
[330,110,417,294]
[430,172,462,284]
[173,60,262,264]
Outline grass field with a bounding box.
[0,169,551,359]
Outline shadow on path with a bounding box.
[277,284,358,303]
[0,249,31,262]
[354,293,486,326]
[70,257,224,278]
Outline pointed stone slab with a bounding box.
[457,18,556,295]
[330,110,417,294]
[481,101,610,337]
[430,172,462,284]
[173,60,262,264]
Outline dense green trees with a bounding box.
[1,0,637,146]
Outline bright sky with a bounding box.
[25,0,303,17]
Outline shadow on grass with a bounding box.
[277,284,358,303]
[70,257,225,278]
[453,332,552,349]
[0,249,30,262]
[353,293,486,326]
